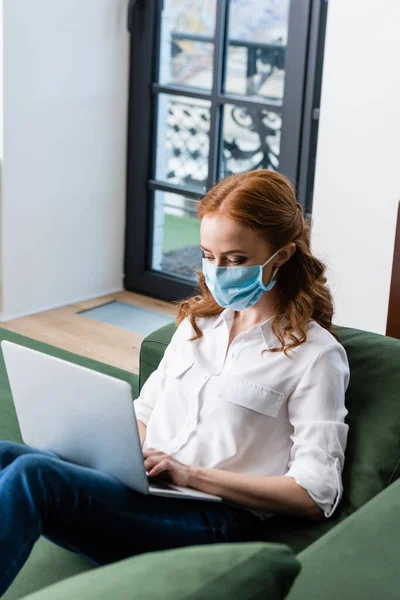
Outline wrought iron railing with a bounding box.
[163,32,284,202]
[172,32,285,96]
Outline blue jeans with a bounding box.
[0,441,265,596]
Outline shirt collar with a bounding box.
[260,317,280,349]
[212,308,234,330]
[212,309,281,350]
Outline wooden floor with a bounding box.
[0,291,178,374]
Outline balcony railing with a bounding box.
[158,32,286,278]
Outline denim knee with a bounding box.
[0,440,23,453]
[11,453,55,476]
[0,440,26,468]
[6,453,59,500]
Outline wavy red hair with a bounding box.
[177,169,336,355]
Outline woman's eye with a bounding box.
[202,253,245,265]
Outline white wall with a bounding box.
[312,0,399,334]
[0,0,129,321]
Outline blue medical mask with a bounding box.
[202,247,283,311]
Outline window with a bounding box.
[126,0,327,301]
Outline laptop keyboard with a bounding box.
[148,479,172,490]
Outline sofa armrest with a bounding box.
[287,480,400,600]
[21,542,300,600]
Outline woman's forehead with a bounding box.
[200,214,268,251]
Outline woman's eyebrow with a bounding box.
[200,245,248,255]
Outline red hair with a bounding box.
[177,170,335,355]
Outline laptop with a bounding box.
[1,341,222,502]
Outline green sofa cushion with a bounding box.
[3,539,93,600]
[139,323,174,392]
[334,326,400,509]
[22,543,301,600]
[139,323,400,552]
[0,326,140,599]
[286,480,400,600]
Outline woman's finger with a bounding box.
[143,448,162,456]
[144,455,164,471]
[143,448,165,459]
[148,457,171,477]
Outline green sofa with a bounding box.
[0,322,399,600]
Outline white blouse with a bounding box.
[134,309,350,520]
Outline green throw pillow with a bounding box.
[22,543,300,600]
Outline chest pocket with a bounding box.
[164,355,194,379]
[219,378,285,418]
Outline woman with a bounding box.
[0,170,349,595]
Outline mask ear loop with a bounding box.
[262,248,282,286]
[270,265,280,281]
[262,247,282,268]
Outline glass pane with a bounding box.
[221,103,281,177]
[158,0,217,90]
[151,190,201,282]
[225,0,290,100]
[155,94,211,191]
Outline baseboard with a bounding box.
[0,287,124,323]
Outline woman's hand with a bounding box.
[143,448,191,487]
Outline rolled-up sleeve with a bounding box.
[133,320,189,426]
[284,343,350,518]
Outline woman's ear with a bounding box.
[287,242,297,258]
[275,243,296,267]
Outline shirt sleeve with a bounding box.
[133,319,191,426]
[284,343,350,518]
